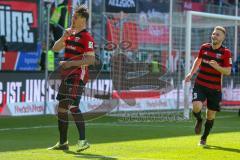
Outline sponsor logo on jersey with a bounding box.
[66,45,76,50]
[75,37,80,41]
[202,59,209,64]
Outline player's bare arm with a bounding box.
[185,57,202,82]
[52,28,72,52]
[208,60,231,75]
[60,52,95,69]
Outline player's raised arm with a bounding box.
[52,28,71,52]
[60,52,95,69]
[208,49,232,76]
[208,60,231,75]
[73,51,95,66]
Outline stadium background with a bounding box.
[0,0,239,117]
[0,1,239,160]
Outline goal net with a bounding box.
[184,11,240,116]
[103,12,188,122]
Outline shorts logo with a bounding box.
[88,41,93,49]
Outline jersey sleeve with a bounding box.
[223,49,232,67]
[197,45,204,59]
[83,35,95,53]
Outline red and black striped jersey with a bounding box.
[195,43,232,91]
[61,29,94,83]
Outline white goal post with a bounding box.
[184,11,240,119]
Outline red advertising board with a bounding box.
[107,19,169,50]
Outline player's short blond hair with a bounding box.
[214,26,226,35]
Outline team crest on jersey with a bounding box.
[216,53,221,59]
[88,41,93,49]
[75,37,80,41]
[204,51,207,55]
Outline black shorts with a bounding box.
[192,84,222,112]
[57,74,85,108]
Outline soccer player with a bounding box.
[48,5,95,151]
[185,26,232,146]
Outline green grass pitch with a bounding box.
[0,111,239,160]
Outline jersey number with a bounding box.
[193,92,198,99]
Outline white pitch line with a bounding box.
[0,119,239,132]
[0,123,166,132]
[0,115,237,131]
[0,125,57,131]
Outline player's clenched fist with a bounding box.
[185,73,193,82]
[62,28,72,38]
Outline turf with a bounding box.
[0,111,239,160]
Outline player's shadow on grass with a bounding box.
[204,145,240,154]
[63,150,117,159]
